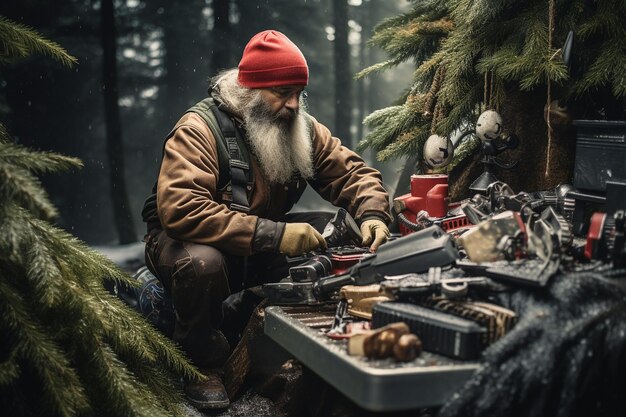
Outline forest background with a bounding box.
[0,0,412,245]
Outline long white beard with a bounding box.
[212,69,314,184]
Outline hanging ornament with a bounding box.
[423,134,454,168]
[475,110,503,141]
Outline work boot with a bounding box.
[184,370,230,410]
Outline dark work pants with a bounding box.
[144,211,333,369]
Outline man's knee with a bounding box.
[170,243,230,327]
[183,242,227,279]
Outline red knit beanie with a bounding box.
[238,30,309,88]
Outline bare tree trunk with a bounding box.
[161,3,189,118]
[366,0,386,118]
[234,0,272,47]
[101,0,136,244]
[333,0,352,148]
[356,1,369,142]
[211,0,231,75]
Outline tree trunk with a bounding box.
[499,88,575,192]
[101,0,136,244]
[333,0,352,148]
[366,0,384,119]
[160,3,189,120]
[356,1,369,142]
[234,0,272,48]
[211,0,232,75]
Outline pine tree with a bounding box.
[358,0,626,196]
[0,16,202,416]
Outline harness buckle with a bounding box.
[230,160,249,170]
[229,203,250,213]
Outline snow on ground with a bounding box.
[93,241,146,272]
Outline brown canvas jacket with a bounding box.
[156,111,391,256]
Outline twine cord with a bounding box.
[545,0,556,177]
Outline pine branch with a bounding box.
[477,43,524,79]
[360,104,424,153]
[0,165,59,220]
[360,2,453,82]
[355,59,401,79]
[0,205,123,286]
[519,49,568,91]
[0,348,20,387]
[363,105,404,128]
[1,208,199,413]
[437,88,481,136]
[25,236,66,308]
[0,16,77,66]
[28,215,134,288]
[574,40,626,98]
[84,341,174,417]
[490,74,508,111]
[372,18,453,47]
[124,359,187,412]
[377,126,430,162]
[447,135,481,172]
[15,211,202,381]
[453,0,519,29]
[0,122,8,142]
[91,285,201,381]
[366,18,451,77]
[1,207,142,354]
[0,206,73,309]
[360,106,404,150]
[0,277,92,417]
[578,1,626,39]
[416,55,444,78]
[370,6,426,33]
[0,141,83,174]
[1,220,192,414]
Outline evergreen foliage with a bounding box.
[358,0,626,170]
[0,16,202,416]
[0,16,77,67]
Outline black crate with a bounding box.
[573,120,626,192]
[372,302,486,360]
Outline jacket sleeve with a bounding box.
[156,115,273,256]
[308,117,392,224]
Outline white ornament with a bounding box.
[475,110,503,141]
[423,134,454,168]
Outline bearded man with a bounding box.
[141,30,391,410]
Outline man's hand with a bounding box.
[279,223,327,256]
[360,219,390,252]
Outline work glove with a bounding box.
[360,218,390,252]
[279,223,327,256]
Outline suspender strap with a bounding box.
[209,105,251,213]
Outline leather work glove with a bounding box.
[279,223,327,256]
[360,218,390,252]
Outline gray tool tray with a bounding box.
[264,305,480,412]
